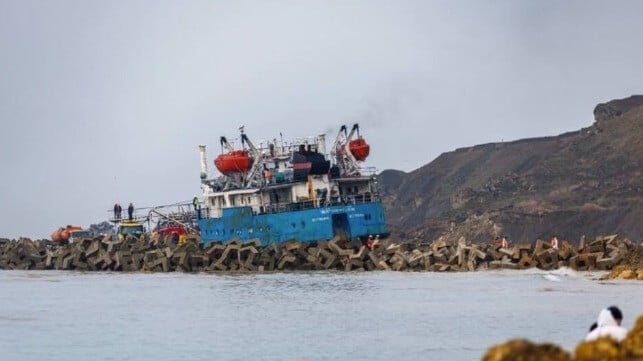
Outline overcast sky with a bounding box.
[1,0,643,239]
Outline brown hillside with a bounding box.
[380,95,643,243]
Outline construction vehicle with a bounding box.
[50,225,82,244]
[108,202,199,244]
[154,221,188,245]
[116,220,146,241]
[148,207,199,246]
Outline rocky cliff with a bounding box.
[380,96,643,244]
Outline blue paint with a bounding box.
[198,202,387,246]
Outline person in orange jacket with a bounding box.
[366,235,374,250]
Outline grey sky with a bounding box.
[1,0,643,239]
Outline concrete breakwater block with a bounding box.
[0,234,638,273]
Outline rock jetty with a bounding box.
[604,243,643,280]
[482,314,643,361]
[0,234,640,274]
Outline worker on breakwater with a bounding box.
[128,202,134,221]
[585,305,627,342]
[113,203,122,220]
[366,235,374,250]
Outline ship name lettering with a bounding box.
[319,206,356,215]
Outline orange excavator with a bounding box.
[50,225,83,244]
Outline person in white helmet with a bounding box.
[585,305,627,342]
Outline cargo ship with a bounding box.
[196,124,388,246]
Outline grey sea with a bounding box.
[1,269,641,361]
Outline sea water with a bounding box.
[0,269,641,361]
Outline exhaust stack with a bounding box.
[317,134,326,156]
[198,145,208,180]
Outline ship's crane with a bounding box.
[219,136,235,153]
[331,123,369,177]
[239,126,265,188]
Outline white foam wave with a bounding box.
[547,267,580,277]
[543,274,562,282]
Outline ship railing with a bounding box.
[329,192,379,205]
[202,192,381,218]
[257,193,380,215]
[341,193,378,205]
[262,200,317,214]
[359,166,378,176]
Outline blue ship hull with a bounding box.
[198,202,387,246]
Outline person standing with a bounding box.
[113,203,120,220]
[127,202,134,221]
[550,235,559,249]
[501,236,509,249]
[264,168,272,185]
[193,196,199,212]
[366,235,374,250]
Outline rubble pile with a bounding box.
[605,243,643,280]
[0,234,638,273]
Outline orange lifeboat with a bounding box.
[349,138,370,161]
[215,150,253,175]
